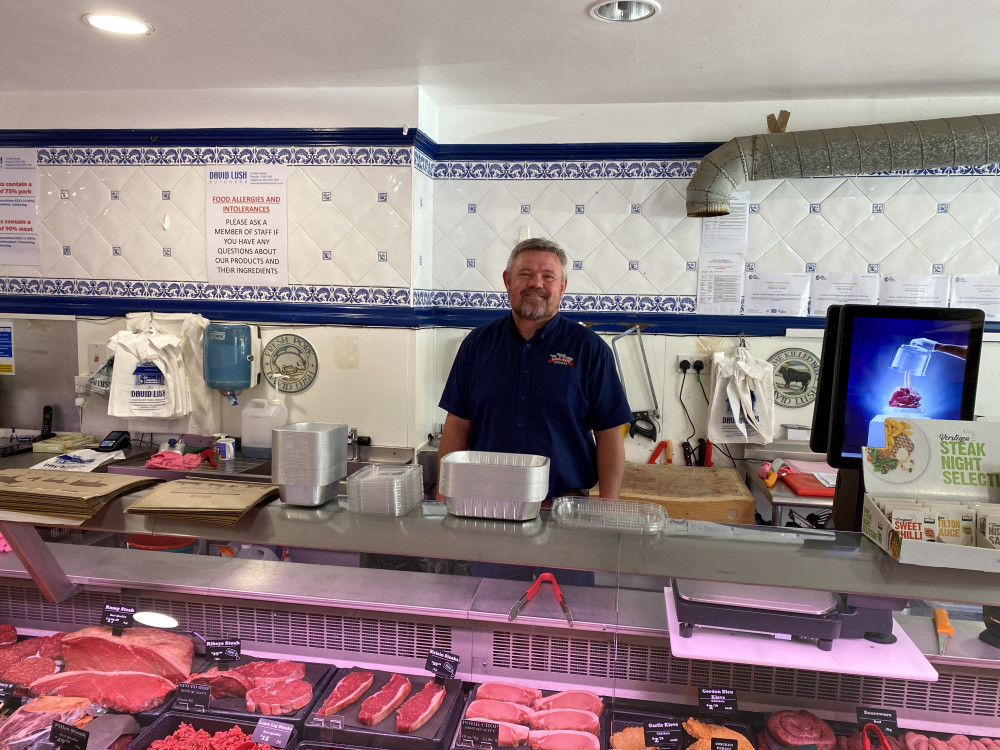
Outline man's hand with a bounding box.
[594,425,626,499]
[437,413,471,502]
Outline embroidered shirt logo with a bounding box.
[548,353,574,366]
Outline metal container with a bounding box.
[440,451,549,521]
[272,422,347,506]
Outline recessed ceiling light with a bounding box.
[133,611,179,629]
[83,13,154,35]
[589,1,660,22]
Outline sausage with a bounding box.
[766,710,835,750]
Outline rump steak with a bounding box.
[466,699,536,725]
[527,729,601,750]
[30,669,176,713]
[187,666,253,698]
[529,708,600,735]
[61,626,193,681]
[358,673,411,726]
[531,690,603,716]
[234,659,306,687]
[245,678,313,715]
[462,720,530,748]
[476,681,543,706]
[317,670,374,716]
[396,680,446,733]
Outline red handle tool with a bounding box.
[508,572,574,626]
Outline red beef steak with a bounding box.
[234,659,306,687]
[396,680,446,733]
[358,673,411,726]
[245,678,313,715]
[61,626,193,681]
[30,669,176,713]
[317,670,374,716]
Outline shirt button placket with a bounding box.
[514,342,531,449]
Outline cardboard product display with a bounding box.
[860,418,1000,573]
[617,464,754,524]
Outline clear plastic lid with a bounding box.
[551,496,667,534]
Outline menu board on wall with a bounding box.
[0,149,40,265]
[205,165,288,287]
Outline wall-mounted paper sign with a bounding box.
[809,273,879,316]
[743,272,810,316]
[880,274,950,307]
[951,274,1000,320]
[0,149,40,265]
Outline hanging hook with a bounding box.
[739,332,748,348]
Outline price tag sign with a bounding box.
[458,719,500,748]
[251,718,294,748]
[205,638,241,663]
[425,648,461,680]
[175,682,211,712]
[857,708,898,736]
[0,680,18,714]
[712,740,739,750]
[644,719,684,748]
[698,687,738,715]
[102,604,135,635]
[49,720,89,750]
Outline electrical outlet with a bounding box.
[74,375,90,395]
[676,354,706,373]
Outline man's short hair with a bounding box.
[506,238,569,279]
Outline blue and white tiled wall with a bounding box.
[8,138,1000,315]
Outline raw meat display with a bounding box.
[527,728,601,750]
[146,721,276,749]
[767,710,836,750]
[684,717,755,750]
[0,655,57,686]
[0,637,45,668]
[245,678,313,715]
[462,719,530,748]
[357,672,412,726]
[37,632,68,659]
[0,623,17,645]
[61,625,194,681]
[316,670,374,716]
[531,690,603,716]
[30,669,177,713]
[396,680,446,733]
[234,658,306,687]
[466,698,537,725]
[529,708,600,735]
[889,386,922,408]
[188,665,253,698]
[476,681,544,706]
[0,695,91,747]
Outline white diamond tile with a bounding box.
[332,228,378,284]
[558,179,601,206]
[746,218,782,261]
[755,244,811,274]
[91,202,141,245]
[638,240,685,290]
[386,171,412,226]
[37,183,62,218]
[140,206,195,248]
[845,215,906,261]
[747,179,783,204]
[92,165,138,192]
[789,177,845,204]
[167,226,208,279]
[503,179,548,204]
[70,225,113,277]
[849,176,906,204]
[288,228,325,283]
[757,181,811,235]
[330,170,378,225]
[448,266,493,292]
[432,182,474,234]
[119,228,169,278]
[528,184,575,237]
[140,165,192,191]
[294,166,352,193]
[607,214,661,260]
[385,234,412,282]
[919,177,976,204]
[609,269,657,294]
[663,218,704,261]
[819,180,872,236]
[615,178,662,205]
[433,235,467,288]
[876,242,931,274]
[298,203,354,250]
[972,218,1000,261]
[145,255,194,282]
[944,241,998,274]
[355,203,410,252]
[817,242,868,273]
[446,213,498,258]
[476,184,523,236]
[497,216,546,248]
[360,258,407,287]
[642,181,686,238]
[43,167,88,192]
[70,169,111,221]
[358,166,409,193]
[478,237,517,288]
[781,215,844,261]
[168,169,206,224]
[951,179,1000,237]
[552,215,606,257]
[95,255,142,280]
[445,180,496,204]
[586,240,630,293]
[565,269,602,294]
[44,200,90,244]
[909,215,973,261]
[882,180,937,236]
[119,169,165,220]
[585,184,631,236]
[286,169,325,224]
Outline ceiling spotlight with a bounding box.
[83,13,154,35]
[589,1,660,22]
[133,611,179,629]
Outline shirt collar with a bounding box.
[507,312,562,342]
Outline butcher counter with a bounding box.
[0,486,997,736]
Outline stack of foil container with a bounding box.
[346,464,423,516]
[272,422,347,506]
[440,450,549,521]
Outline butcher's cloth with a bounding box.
[145,451,202,470]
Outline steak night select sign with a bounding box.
[206,165,288,287]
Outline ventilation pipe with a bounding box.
[686,114,1000,217]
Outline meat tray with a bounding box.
[303,668,465,750]
[449,684,610,750]
[169,656,335,730]
[605,699,759,750]
[128,711,299,749]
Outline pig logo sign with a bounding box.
[767,348,819,408]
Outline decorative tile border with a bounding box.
[420,290,696,313]
[37,146,412,167]
[417,158,699,180]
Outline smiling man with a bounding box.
[438,237,631,508]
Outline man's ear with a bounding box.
[502,270,511,287]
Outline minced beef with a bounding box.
[147,722,275,750]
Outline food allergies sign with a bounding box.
[0,148,40,265]
[206,165,287,287]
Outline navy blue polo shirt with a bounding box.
[439,313,632,498]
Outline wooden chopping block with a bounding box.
[617,463,754,524]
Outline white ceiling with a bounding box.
[3,0,1000,107]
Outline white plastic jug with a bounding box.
[231,542,280,561]
[241,398,286,459]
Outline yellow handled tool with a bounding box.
[933,608,954,656]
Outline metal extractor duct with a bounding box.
[686,114,1000,217]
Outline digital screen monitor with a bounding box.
[809,305,841,456]
[824,305,984,470]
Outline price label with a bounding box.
[425,648,461,680]
[175,682,212,712]
[0,680,18,714]
[644,719,683,748]
[102,604,135,635]
[458,719,501,748]
[50,720,89,750]
[712,740,739,750]
[205,638,241,663]
[698,687,738,715]
[252,718,294,748]
[857,707,898,736]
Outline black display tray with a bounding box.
[451,683,610,749]
[303,668,465,750]
[170,656,335,729]
[128,711,299,749]
[605,698,760,750]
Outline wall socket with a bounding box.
[676,354,708,373]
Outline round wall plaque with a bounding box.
[262,334,319,393]
[768,347,820,408]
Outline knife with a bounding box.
[933,608,954,656]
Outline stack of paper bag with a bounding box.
[125,479,279,525]
[0,469,156,525]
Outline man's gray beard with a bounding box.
[514,299,549,320]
